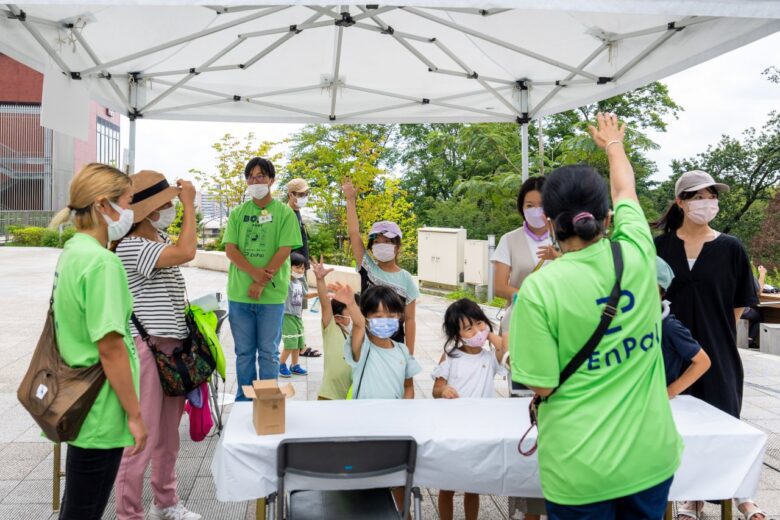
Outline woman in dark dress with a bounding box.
[654,169,762,520]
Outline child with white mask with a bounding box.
[342,179,420,363]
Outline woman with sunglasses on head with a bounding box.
[342,179,419,360]
[654,171,762,520]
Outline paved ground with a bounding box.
[1,247,779,519]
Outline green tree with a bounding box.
[167,201,203,239]
[663,111,780,244]
[190,133,281,216]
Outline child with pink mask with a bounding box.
[432,298,508,520]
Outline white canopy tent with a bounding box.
[1,1,779,176]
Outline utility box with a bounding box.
[464,240,489,285]
[418,227,467,289]
[760,323,780,356]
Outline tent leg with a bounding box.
[520,122,529,181]
[128,118,137,174]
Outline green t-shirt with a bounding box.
[52,233,140,449]
[318,320,353,400]
[223,199,303,304]
[510,199,682,505]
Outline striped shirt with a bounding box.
[115,233,188,339]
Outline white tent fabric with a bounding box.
[2,2,779,127]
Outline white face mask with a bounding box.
[102,200,134,242]
[292,272,305,279]
[372,243,396,263]
[685,199,719,225]
[523,207,547,229]
[295,196,309,208]
[149,206,176,231]
[247,184,270,200]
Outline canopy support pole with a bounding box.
[519,82,530,181]
[521,123,529,182]
[128,118,136,175]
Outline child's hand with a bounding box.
[311,255,334,281]
[248,282,265,300]
[328,282,354,305]
[342,178,357,200]
[441,386,459,399]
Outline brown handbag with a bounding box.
[17,300,107,442]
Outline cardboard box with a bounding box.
[242,380,295,435]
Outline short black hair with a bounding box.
[244,157,276,179]
[442,298,493,357]
[290,252,306,267]
[359,285,405,318]
[543,165,609,242]
[517,176,546,215]
[332,292,360,316]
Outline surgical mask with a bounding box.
[367,317,399,339]
[296,196,309,208]
[292,272,305,279]
[372,243,396,263]
[247,184,270,200]
[102,200,134,242]
[685,199,719,225]
[149,206,176,231]
[523,207,547,229]
[462,326,490,348]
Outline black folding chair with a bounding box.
[273,437,422,520]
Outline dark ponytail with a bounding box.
[543,165,609,242]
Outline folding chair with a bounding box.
[273,436,422,520]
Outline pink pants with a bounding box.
[115,336,186,520]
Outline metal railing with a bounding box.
[0,210,56,242]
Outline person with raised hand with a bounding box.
[511,113,682,520]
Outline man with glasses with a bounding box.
[223,157,303,400]
[286,178,321,357]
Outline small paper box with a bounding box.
[242,380,295,435]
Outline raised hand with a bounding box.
[328,281,355,305]
[342,178,357,200]
[588,112,626,150]
[311,255,334,281]
[177,179,196,206]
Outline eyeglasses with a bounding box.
[247,174,271,184]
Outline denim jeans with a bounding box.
[228,301,285,401]
[545,476,673,520]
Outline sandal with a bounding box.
[300,347,322,357]
[737,501,766,520]
[677,501,703,520]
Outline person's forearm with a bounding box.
[404,316,416,355]
[495,284,518,301]
[668,363,707,398]
[403,379,415,399]
[432,379,446,398]
[316,278,333,324]
[99,336,141,420]
[265,246,292,274]
[178,201,197,256]
[225,245,260,281]
[606,143,638,203]
[345,195,360,236]
[735,307,745,326]
[346,300,365,360]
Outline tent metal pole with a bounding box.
[70,29,132,111]
[402,6,600,81]
[78,6,289,75]
[128,117,136,175]
[144,98,236,117]
[521,123,529,181]
[610,19,694,81]
[329,25,345,120]
[7,4,71,74]
[245,99,329,119]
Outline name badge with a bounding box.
[257,214,273,224]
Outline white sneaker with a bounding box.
[148,502,202,520]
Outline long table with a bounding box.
[211,396,766,503]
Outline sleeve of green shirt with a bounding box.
[277,206,303,249]
[611,199,653,257]
[223,209,239,245]
[510,282,561,388]
[82,260,133,343]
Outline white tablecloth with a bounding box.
[211,396,766,502]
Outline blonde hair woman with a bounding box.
[50,163,147,520]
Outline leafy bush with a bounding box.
[203,228,226,251]
[444,289,506,308]
[7,226,76,248]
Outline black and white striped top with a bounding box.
[115,233,188,339]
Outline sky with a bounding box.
[123,32,780,188]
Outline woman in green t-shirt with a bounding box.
[511,114,682,519]
[49,163,147,520]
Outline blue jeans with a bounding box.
[228,301,285,401]
[546,476,673,520]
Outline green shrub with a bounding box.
[41,230,60,248]
[60,227,76,245]
[446,289,479,302]
[10,226,46,246]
